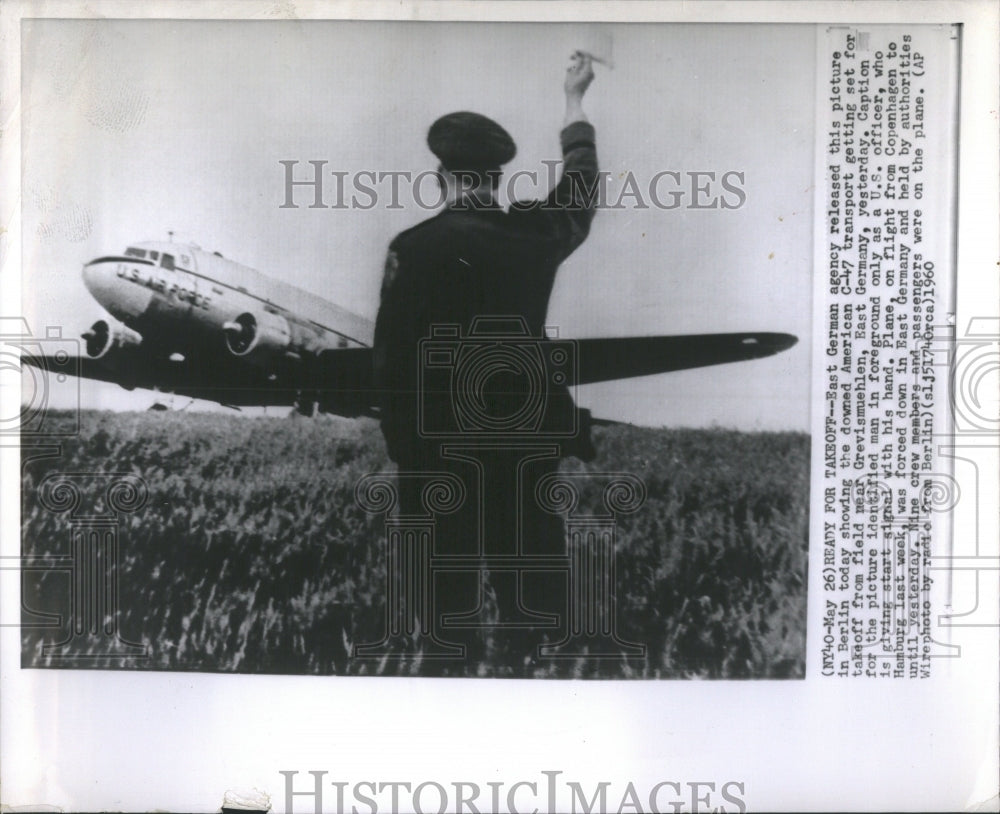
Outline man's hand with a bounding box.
[565,50,595,100]
[563,51,595,126]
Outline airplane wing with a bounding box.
[22,346,378,416]
[23,331,795,416]
[20,353,133,388]
[572,332,798,386]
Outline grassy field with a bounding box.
[21,410,809,678]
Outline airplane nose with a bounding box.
[82,258,154,322]
[81,259,115,305]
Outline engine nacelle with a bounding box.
[223,310,293,361]
[82,319,143,359]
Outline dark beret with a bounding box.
[427,111,517,171]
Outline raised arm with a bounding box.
[513,51,600,257]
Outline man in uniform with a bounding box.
[373,52,599,672]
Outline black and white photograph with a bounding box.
[17,20,812,679]
[2,3,997,813]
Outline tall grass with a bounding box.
[21,411,809,678]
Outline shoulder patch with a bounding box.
[381,249,401,294]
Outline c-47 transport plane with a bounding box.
[25,240,798,418]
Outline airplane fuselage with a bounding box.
[33,238,797,417]
[76,241,376,412]
[83,241,372,358]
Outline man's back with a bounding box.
[387,195,589,340]
[374,115,599,464]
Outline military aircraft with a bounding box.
[24,240,798,417]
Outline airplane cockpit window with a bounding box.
[124,247,146,259]
[150,251,160,261]
[161,254,175,270]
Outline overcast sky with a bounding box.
[21,20,815,430]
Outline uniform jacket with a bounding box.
[373,120,599,464]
